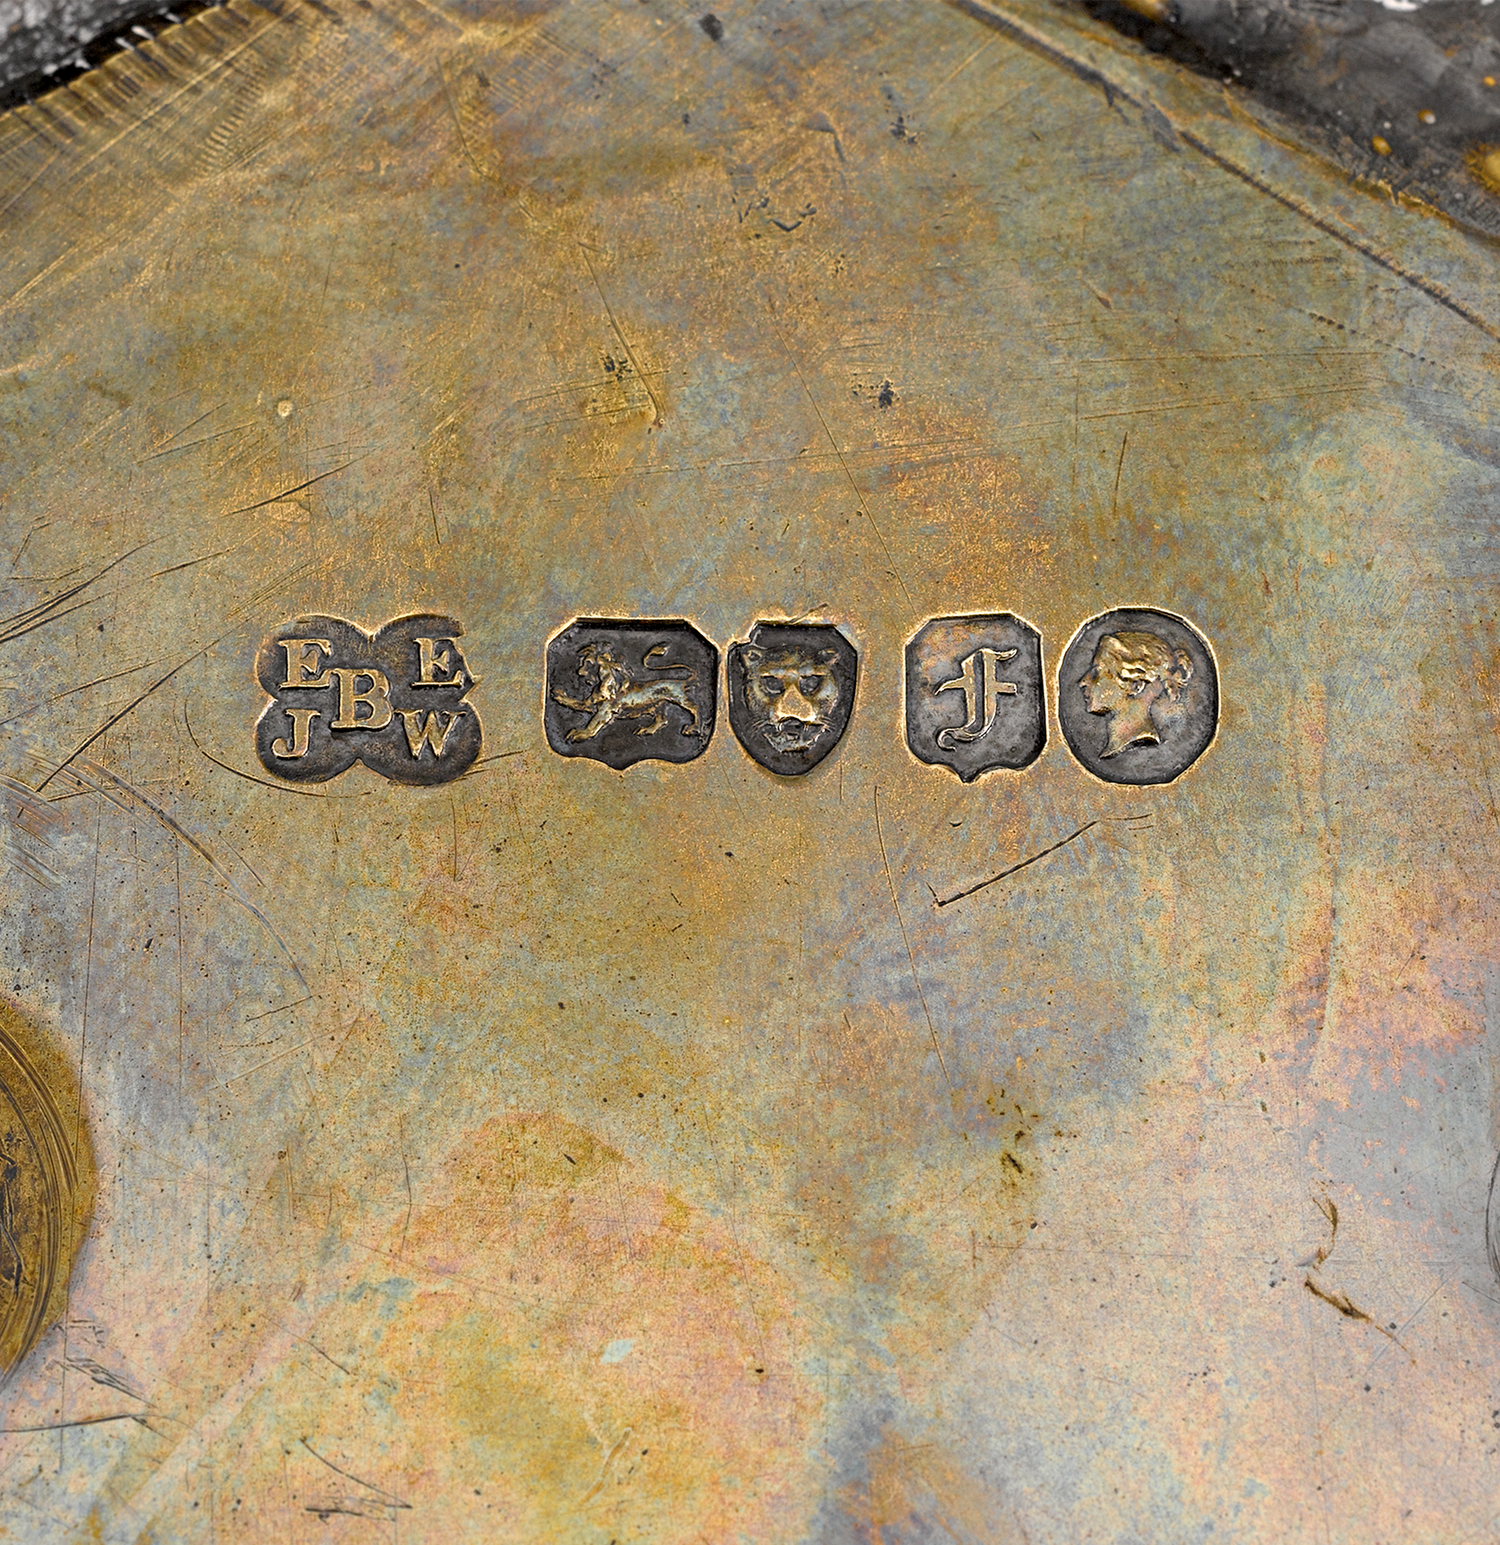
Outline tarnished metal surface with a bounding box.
[2,0,1500,1537]
[1087,0,1500,239]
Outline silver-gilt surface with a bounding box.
[2,0,1500,1539]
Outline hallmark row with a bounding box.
[545,610,1218,787]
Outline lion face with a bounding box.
[577,642,621,673]
[575,642,628,693]
[741,645,840,755]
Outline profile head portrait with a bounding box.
[1079,629,1193,759]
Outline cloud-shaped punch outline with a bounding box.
[254,614,482,785]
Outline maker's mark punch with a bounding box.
[255,614,482,784]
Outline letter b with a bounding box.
[330,668,393,730]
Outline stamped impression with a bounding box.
[255,614,482,785]
[545,618,718,769]
[905,613,1045,781]
[727,620,858,776]
[1056,608,1218,784]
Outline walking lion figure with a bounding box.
[552,642,704,741]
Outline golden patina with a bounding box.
[0,0,1497,1537]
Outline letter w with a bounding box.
[397,709,465,758]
